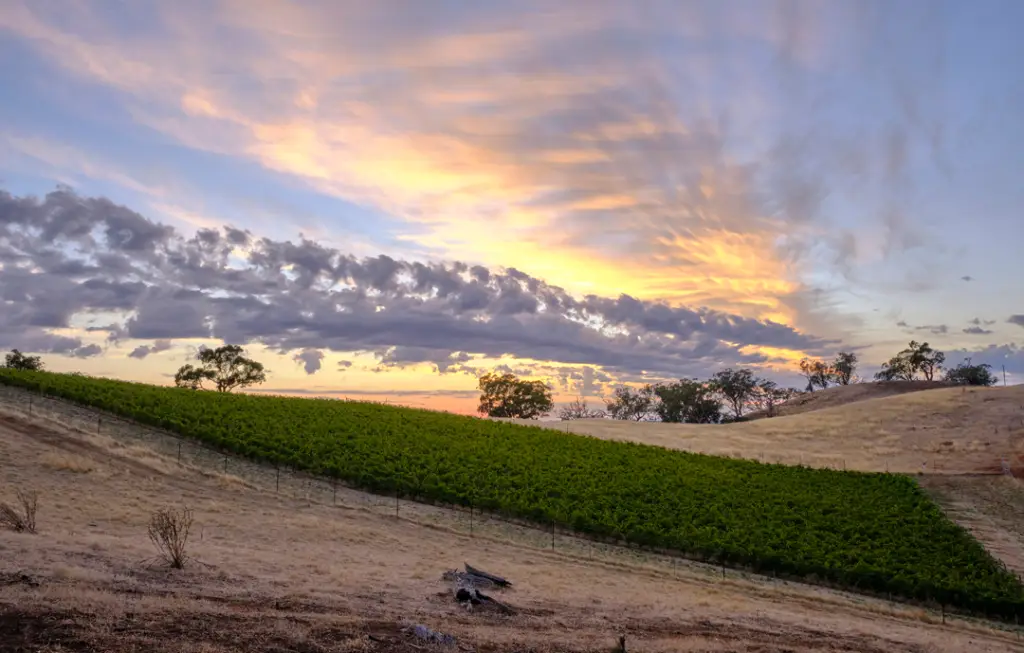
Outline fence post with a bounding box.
[223,453,228,473]
[395,489,399,518]
[28,396,32,416]
[177,440,182,464]
[97,416,102,433]
[332,477,337,505]
[941,603,945,625]
[276,465,280,493]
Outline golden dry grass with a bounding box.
[2,408,1024,652]
[920,475,1024,577]
[514,385,1024,474]
[745,380,953,419]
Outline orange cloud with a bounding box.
[3,1,843,334]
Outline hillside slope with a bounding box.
[2,370,1022,620]
[526,385,1024,475]
[4,406,1021,651]
[745,381,953,420]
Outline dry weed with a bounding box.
[40,452,96,474]
[148,506,194,569]
[0,488,39,533]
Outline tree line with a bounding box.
[2,338,1002,424]
[479,342,1001,421]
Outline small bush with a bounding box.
[148,506,193,569]
[0,489,38,533]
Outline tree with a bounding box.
[874,353,915,381]
[558,396,606,420]
[3,349,44,371]
[653,379,722,424]
[832,352,858,386]
[174,345,266,392]
[605,385,657,421]
[710,368,758,419]
[943,358,998,387]
[912,342,945,382]
[753,379,795,417]
[477,373,553,419]
[875,341,945,382]
[798,357,834,392]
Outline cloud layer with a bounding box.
[0,186,840,382]
[0,0,987,335]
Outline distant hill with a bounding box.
[509,384,1024,475]
[745,380,955,420]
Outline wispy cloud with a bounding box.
[0,0,963,334]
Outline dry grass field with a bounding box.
[511,385,1024,475]
[744,381,954,419]
[3,407,1024,651]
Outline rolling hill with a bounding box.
[518,384,1024,475]
[1,369,1023,621]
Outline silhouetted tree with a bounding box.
[174,344,266,392]
[875,341,945,382]
[653,379,722,423]
[754,379,796,417]
[832,352,858,385]
[710,368,758,419]
[798,358,834,392]
[3,349,43,371]
[605,385,657,421]
[477,372,553,419]
[943,358,997,386]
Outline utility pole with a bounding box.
[1003,365,1007,386]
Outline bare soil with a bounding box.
[2,409,1024,651]
[510,385,1024,474]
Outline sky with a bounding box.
[1,0,1022,413]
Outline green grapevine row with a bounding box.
[3,370,1021,621]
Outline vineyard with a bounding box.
[2,369,1022,621]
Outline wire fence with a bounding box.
[0,384,742,579]
[2,383,1022,631]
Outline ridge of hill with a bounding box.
[745,380,954,420]
[513,385,1024,475]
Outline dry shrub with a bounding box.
[148,506,194,569]
[0,489,38,533]
[41,452,96,474]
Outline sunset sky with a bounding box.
[1,0,1022,413]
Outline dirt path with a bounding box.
[2,411,1023,652]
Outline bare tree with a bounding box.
[558,396,606,420]
[148,507,194,569]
